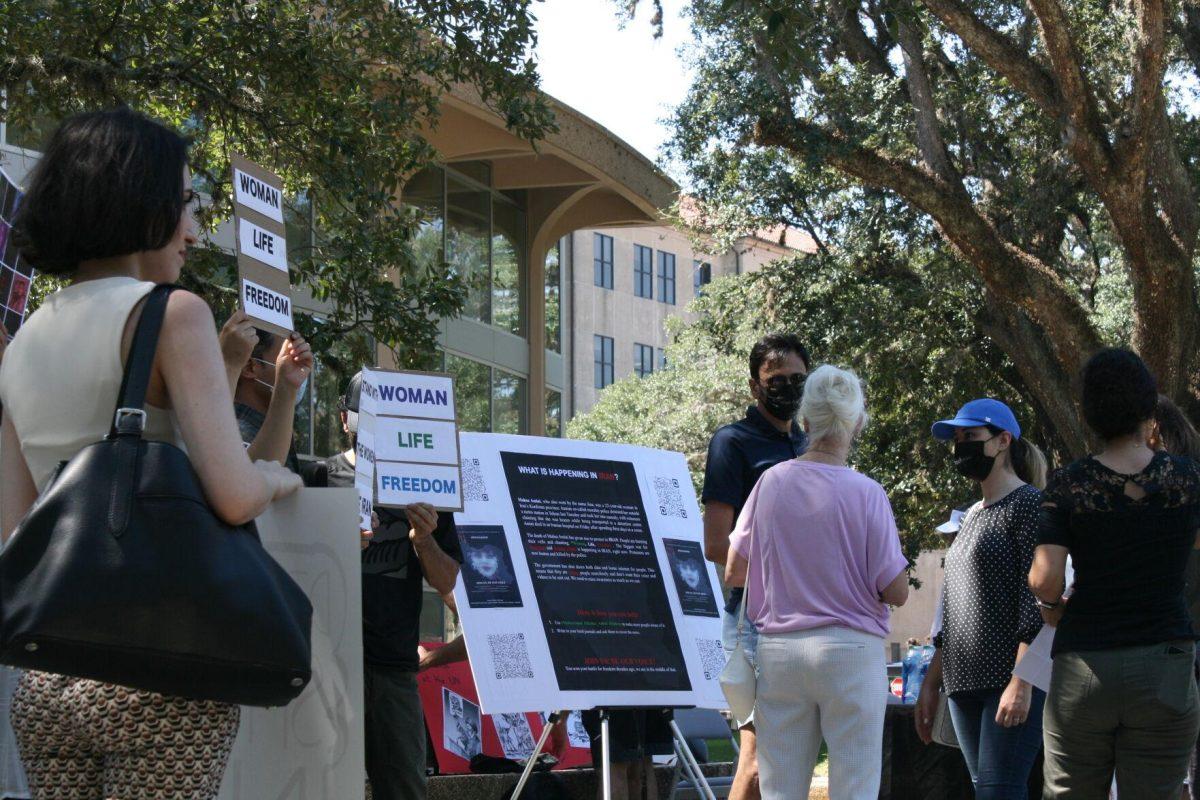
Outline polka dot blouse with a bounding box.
[935,483,1043,695]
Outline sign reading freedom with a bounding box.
[501,452,689,692]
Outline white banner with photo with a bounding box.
[452,433,727,715]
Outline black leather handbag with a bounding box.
[0,284,312,707]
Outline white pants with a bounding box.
[755,626,886,800]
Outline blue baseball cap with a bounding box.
[931,398,1021,441]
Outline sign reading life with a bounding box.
[231,155,293,336]
[358,368,463,512]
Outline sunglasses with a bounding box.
[761,374,806,390]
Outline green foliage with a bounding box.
[641,0,1198,450]
[570,223,1049,565]
[1,0,554,368]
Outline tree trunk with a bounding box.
[975,294,1090,456]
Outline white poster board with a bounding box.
[452,433,727,715]
[219,488,364,800]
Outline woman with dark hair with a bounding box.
[1153,395,1200,462]
[915,399,1047,799]
[1030,349,1200,798]
[0,107,301,798]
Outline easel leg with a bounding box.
[669,719,717,800]
[508,710,565,800]
[601,710,613,800]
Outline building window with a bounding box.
[594,335,614,389]
[446,171,492,325]
[657,348,668,370]
[634,245,653,299]
[433,163,526,337]
[444,352,492,433]
[593,233,613,290]
[693,260,712,296]
[634,343,655,378]
[492,369,526,434]
[545,389,562,437]
[658,251,676,305]
[546,242,561,353]
[492,196,526,337]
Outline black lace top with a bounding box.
[1040,452,1200,656]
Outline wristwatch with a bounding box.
[1035,598,1060,610]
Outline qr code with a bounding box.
[489,633,534,680]
[654,476,687,519]
[697,638,727,681]
[463,457,489,503]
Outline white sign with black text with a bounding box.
[238,218,288,273]
[233,166,285,224]
[241,278,293,332]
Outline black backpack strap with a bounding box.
[109,284,177,439]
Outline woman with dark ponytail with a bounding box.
[914,399,1046,799]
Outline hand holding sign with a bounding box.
[276,334,313,392]
[219,310,258,373]
[406,502,438,543]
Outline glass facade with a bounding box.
[447,172,491,323]
[444,352,492,433]
[491,195,525,337]
[545,242,561,353]
[402,163,535,437]
[545,389,562,438]
[493,368,526,434]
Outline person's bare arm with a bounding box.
[914,648,944,744]
[419,635,468,671]
[0,414,37,543]
[155,292,300,524]
[218,310,257,396]
[1028,544,1068,604]
[703,500,735,565]
[880,568,909,606]
[408,503,459,595]
[725,549,748,587]
[245,335,312,464]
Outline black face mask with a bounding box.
[953,437,998,482]
[759,378,804,422]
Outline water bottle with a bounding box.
[901,645,921,704]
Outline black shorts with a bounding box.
[580,709,674,764]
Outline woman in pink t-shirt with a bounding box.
[727,364,909,800]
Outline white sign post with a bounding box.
[451,432,727,715]
[218,488,364,800]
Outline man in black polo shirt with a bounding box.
[702,333,809,800]
[327,372,462,800]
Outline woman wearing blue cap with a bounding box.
[915,398,1047,799]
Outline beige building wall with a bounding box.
[565,224,808,418]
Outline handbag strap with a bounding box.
[736,529,754,638]
[109,284,177,439]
